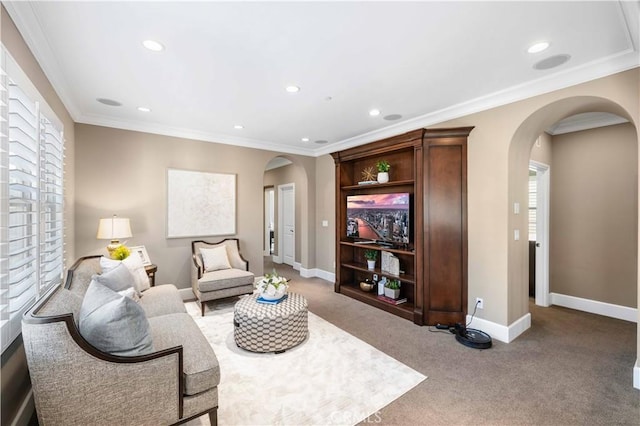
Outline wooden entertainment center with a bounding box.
[331,127,473,326]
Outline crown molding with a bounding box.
[5,1,639,159]
[316,50,639,157]
[547,113,629,136]
[2,1,82,121]
[76,114,318,156]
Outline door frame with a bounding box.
[529,160,550,307]
[263,187,274,256]
[277,183,295,266]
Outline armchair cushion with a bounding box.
[200,246,232,272]
[198,268,255,292]
[79,280,154,356]
[149,313,220,395]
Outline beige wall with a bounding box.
[550,123,637,307]
[315,155,336,274]
[1,6,76,425]
[431,69,639,327]
[530,132,552,165]
[74,124,317,287]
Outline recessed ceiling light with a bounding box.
[137,106,151,112]
[314,140,328,144]
[234,124,244,129]
[96,98,122,106]
[142,39,164,52]
[369,109,381,117]
[286,86,300,93]
[383,114,403,121]
[528,41,550,54]
[301,137,310,142]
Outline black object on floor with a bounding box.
[454,323,492,349]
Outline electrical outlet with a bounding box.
[476,297,484,309]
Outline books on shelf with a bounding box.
[376,295,407,305]
[381,251,400,276]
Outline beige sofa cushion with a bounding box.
[198,268,254,292]
[139,284,187,318]
[149,313,220,395]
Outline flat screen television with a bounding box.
[346,193,410,244]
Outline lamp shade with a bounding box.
[96,216,132,240]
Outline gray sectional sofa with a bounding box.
[22,255,219,425]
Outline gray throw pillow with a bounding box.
[93,262,137,293]
[79,280,154,356]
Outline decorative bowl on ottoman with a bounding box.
[257,271,289,300]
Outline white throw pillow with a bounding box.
[201,246,232,272]
[101,255,150,294]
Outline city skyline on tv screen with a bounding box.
[346,193,410,243]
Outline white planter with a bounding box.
[377,172,389,183]
[367,259,376,270]
[384,287,400,299]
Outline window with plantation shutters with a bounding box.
[0,47,64,353]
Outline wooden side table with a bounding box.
[145,264,158,287]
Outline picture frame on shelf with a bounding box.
[129,245,152,266]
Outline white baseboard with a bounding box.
[298,266,335,283]
[634,359,640,390]
[293,261,301,271]
[466,313,531,344]
[550,293,638,323]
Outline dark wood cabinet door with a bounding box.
[423,128,471,325]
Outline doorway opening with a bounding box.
[528,159,550,307]
[264,187,275,255]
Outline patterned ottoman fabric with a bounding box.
[234,293,309,353]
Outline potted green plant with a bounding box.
[376,160,390,183]
[364,249,378,270]
[384,278,401,299]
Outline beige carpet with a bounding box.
[184,300,426,425]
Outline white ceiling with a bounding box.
[4,1,639,157]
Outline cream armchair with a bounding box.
[191,239,255,316]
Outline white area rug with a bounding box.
[185,300,426,426]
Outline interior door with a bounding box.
[280,184,295,266]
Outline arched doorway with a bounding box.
[262,155,313,275]
[528,113,636,314]
[507,96,639,387]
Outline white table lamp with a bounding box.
[97,215,132,255]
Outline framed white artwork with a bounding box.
[129,245,152,266]
[166,168,237,238]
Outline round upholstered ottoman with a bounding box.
[233,292,308,353]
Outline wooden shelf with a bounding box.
[341,179,414,191]
[341,261,416,284]
[339,284,414,321]
[339,241,415,257]
[333,127,471,326]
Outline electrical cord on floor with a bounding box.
[427,299,481,334]
[427,327,452,334]
[467,299,481,327]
